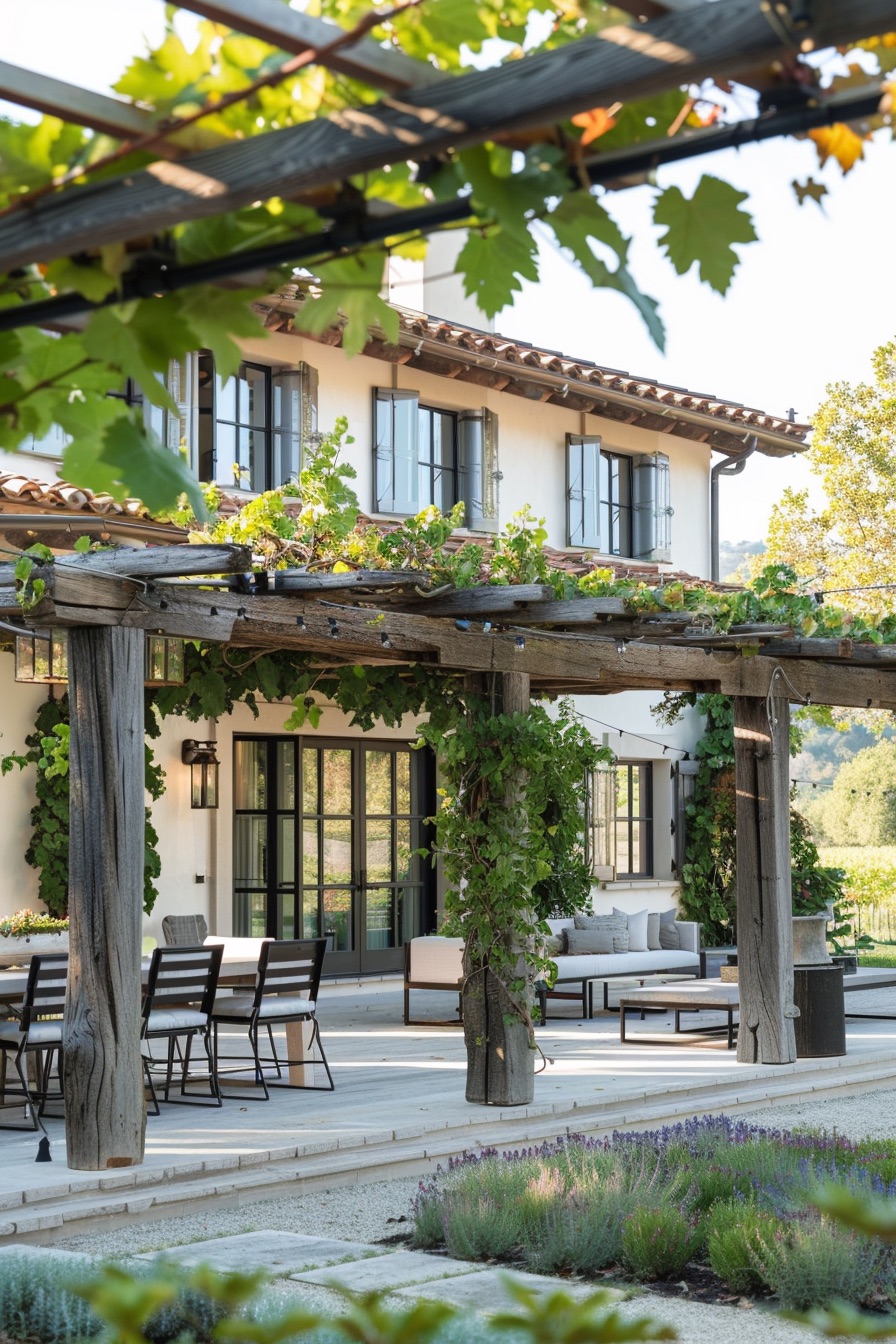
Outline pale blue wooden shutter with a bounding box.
[374,388,419,514]
[567,435,601,548]
[145,354,197,464]
[632,451,673,562]
[458,409,499,532]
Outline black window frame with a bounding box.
[615,761,653,879]
[599,449,634,558]
[416,402,459,512]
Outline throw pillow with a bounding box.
[658,921,681,950]
[574,912,627,932]
[545,933,566,955]
[566,927,630,955]
[646,913,661,950]
[613,907,649,953]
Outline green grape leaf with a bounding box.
[293,250,398,358]
[63,414,208,519]
[546,194,665,348]
[458,144,568,243]
[456,227,539,318]
[82,310,178,412]
[44,258,119,303]
[176,286,272,382]
[653,174,757,294]
[547,191,629,264]
[390,0,495,63]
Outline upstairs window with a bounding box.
[567,435,672,561]
[374,388,499,530]
[194,355,317,491]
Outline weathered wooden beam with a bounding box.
[68,544,252,579]
[733,691,798,1066]
[179,0,437,92]
[0,59,154,138]
[759,638,896,665]
[260,568,432,594]
[396,585,561,617]
[65,626,146,1169]
[0,0,890,270]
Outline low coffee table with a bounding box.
[619,980,739,1049]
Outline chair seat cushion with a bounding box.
[145,1008,209,1032]
[0,1019,62,1046]
[212,994,315,1020]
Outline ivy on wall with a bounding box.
[1,692,164,919]
[656,690,846,944]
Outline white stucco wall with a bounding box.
[237,328,712,580]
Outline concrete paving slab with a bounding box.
[293,1249,482,1290]
[390,1266,601,1307]
[137,1231,382,1274]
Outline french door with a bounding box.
[232,736,436,974]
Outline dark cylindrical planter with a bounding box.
[793,964,846,1058]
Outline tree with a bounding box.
[802,739,896,846]
[765,340,896,611]
[0,6,893,509]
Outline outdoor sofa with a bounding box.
[403,909,701,1024]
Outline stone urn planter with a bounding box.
[792,914,831,967]
[0,930,69,967]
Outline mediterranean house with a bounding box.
[0,263,809,975]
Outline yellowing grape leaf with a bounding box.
[653,175,757,295]
[808,122,867,174]
[571,107,618,146]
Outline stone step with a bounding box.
[3,1052,895,1244]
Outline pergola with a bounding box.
[3,544,895,1168]
[1,0,894,1169]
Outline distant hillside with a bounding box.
[718,539,765,584]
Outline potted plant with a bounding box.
[827,902,874,975]
[0,908,69,965]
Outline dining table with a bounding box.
[0,947,316,1094]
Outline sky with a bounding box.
[3,1,894,545]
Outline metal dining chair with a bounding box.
[141,944,224,1107]
[0,952,68,1132]
[211,939,333,1099]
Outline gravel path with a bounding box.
[47,1086,896,1344]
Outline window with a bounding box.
[615,762,653,878]
[567,436,672,560]
[195,355,317,491]
[373,388,499,530]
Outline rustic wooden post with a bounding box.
[733,688,797,1064]
[64,626,146,1169]
[463,670,536,1106]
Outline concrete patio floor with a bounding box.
[3,976,896,1242]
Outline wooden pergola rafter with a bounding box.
[0,0,892,277]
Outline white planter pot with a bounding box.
[792,914,831,967]
[0,930,69,966]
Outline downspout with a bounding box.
[710,435,757,582]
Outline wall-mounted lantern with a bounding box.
[14,631,185,687]
[144,635,185,686]
[14,629,69,684]
[182,740,219,809]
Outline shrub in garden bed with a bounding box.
[410,1116,896,1310]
